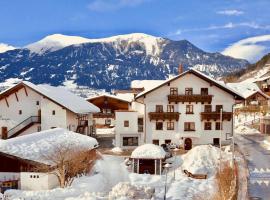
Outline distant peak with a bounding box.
[0,43,16,53]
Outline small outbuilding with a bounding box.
[130,144,166,175]
[260,117,270,134]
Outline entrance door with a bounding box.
[213,138,220,146]
[184,138,192,150]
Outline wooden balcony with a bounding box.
[93,113,115,118]
[168,94,213,104]
[200,112,232,121]
[148,112,180,121]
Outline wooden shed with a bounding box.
[130,144,166,175]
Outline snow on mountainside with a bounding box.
[0,43,16,53]
[26,34,92,54]
[0,33,249,91]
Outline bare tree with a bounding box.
[36,143,99,188]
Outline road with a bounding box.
[235,134,270,200]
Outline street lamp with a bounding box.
[164,163,172,200]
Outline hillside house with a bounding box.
[115,68,244,150]
[87,94,131,128]
[0,81,99,139]
[0,128,98,191]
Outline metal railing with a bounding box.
[8,116,41,138]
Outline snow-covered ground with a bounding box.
[235,125,260,135]
[4,145,231,200]
[96,128,115,135]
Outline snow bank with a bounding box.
[0,128,98,165]
[131,144,166,159]
[111,147,123,153]
[108,182,154,200]
[181,145,229,175]
[235,125,260,135]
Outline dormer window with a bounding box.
[185,88,193,95]
[170,87,178,95]
[201,88,208,95]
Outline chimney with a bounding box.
[1,127,7,140]
[178,64,183,74]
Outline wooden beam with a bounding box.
[24,87,28,96]
[5,98,9,107]
[15,92,19,102]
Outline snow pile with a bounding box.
[131,144,166,159]
[108,182,154,200]
[0,128,98,165]
[235,125,260,134]
[111,147,123,153]
[0,43,15,53]
[96,128,115,135]
[181,145,229,175]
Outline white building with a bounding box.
[0,128,98,191]
[0,81,99,139]
[115,69,244,150]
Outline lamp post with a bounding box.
[163,163,172,200]
[219,108,223,173]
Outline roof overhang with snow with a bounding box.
[0,81,100,114]
[135,69,244,101]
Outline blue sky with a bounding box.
[1,0,270,61]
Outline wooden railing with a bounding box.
[148,112,180,121]
[168,94,213,103]
[200,112,232,121]
[93,113,115,118]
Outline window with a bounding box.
[156,122,163,130]
[123,137,138,146]
[153,140,159,145]
[184,122,195,131]
[156,105,163,112]
[165,140,171,144]
[215,122,222,130]
[216,105,223,112]
[186,105,194,114]
[204,105,212,112]
[185,88,193,95]
[105,119,111,125]
[213,138,220,146]
[19,110,22,115]
[201,88,208,95]
[124,120,129,127]
[204,122,212,130]
[103,108,111,114]
[167,122,174,130]
[167,105,174,112]
[52,110,55,115]
[36,101,40,105]
[170,87,178,95]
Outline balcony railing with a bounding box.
[200,112,232,121]
[168,94,213,104]
[148,112,180,121]
[93,113,115,118]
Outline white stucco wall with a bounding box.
[20,172,59,190]
[115,111,142,149]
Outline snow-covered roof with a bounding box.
[87,93,132,103]
[227,82,269,99]
[0,128,98,165]
[0,81,100,114]
[115,93,135,102]
[131,80,165,91]
[131,144,166,159]
[136,68,244,99]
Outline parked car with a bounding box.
[161,144,172,158]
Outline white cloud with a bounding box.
[217,9,244,16]
[222,35,270,62]
[169,22,270,36]
[88,0,148,12]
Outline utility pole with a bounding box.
[219,108,223,173]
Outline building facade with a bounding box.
[115,69,243,150]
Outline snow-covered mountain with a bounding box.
[0,33,249,91]
[0,43,15,53]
